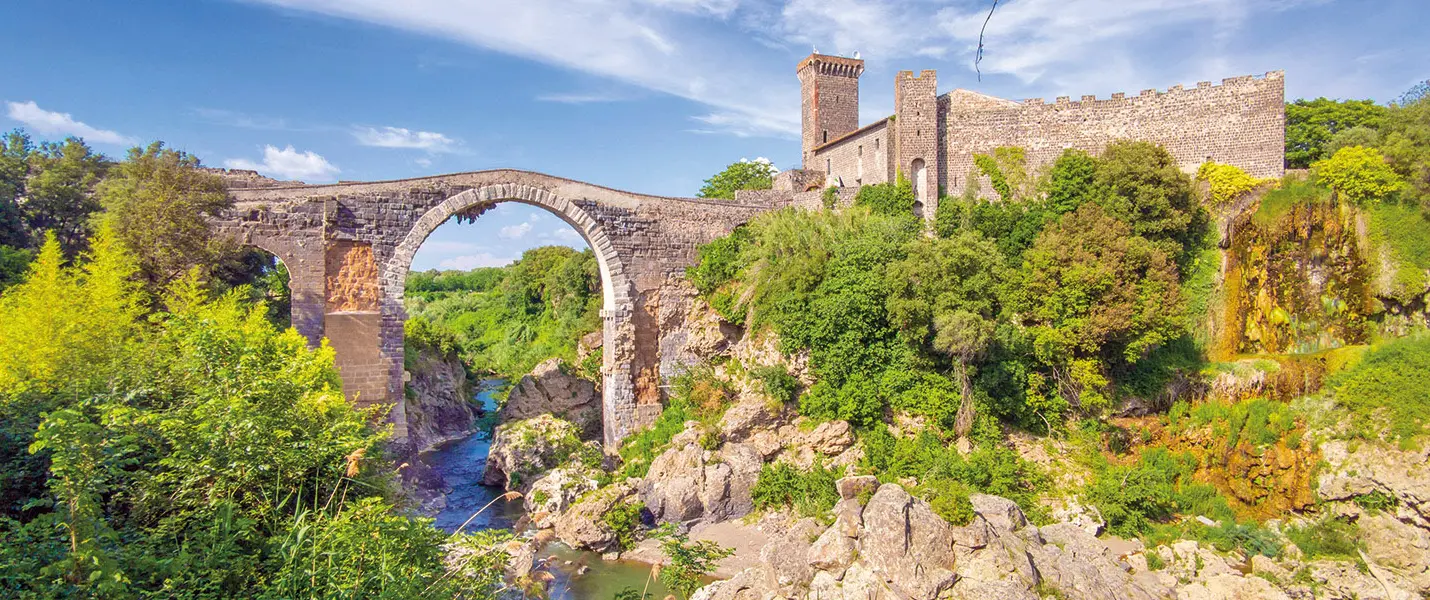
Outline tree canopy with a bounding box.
[1285,98,1388,169]
[697,158,778,200]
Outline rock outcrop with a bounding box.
[481,415,590,491]
[499,358,601,440]
[555,482,639,553]
[639,424,763,525]
[403,346,478,453]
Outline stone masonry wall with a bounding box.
[895,70,940,216]
[811,120,891,189]
[799,55,864,169]
[942,72,1286,197]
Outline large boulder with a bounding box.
[481,415,588,491]
[860,484,958,599]
[524,466,601,529]
[498,358,601,439]
[639,424,762,525]
[554,482,637,553]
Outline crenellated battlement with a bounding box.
[1015,71,1284,108]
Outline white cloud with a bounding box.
[438,253,517,269]
[244,0,799,137]
[5,100,137,145]
[498,221,533,240]
[934,0,1320,89]
[354,126,459,153]
[414,157,433,168]
[224,145,340,181]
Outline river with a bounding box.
[421,380,678,599]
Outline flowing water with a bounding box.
[422,380,677,599]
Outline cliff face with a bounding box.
[404,345,478,453]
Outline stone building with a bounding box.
[787,52,1286,215]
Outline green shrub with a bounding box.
[1313,146,1403,204]
[752,462,840,517]
[1253,174,1331,228]
[1285,518,1361,560]
[1352,491,1398,514]
[1197,161,1265,205]
[751,365,800,405]
[1367,200,1430,300]
[860,427,1047,522]
[853,177,916,216]
[1328,333,1430,444]
[603,501,645,551]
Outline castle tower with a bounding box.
[798,53,864,170]
[894,70,938,217]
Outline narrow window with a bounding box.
[826,158,832,174]
[874,138,880,150]
[823,130,828,143]
[858,145,863,156]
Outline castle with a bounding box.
[775,53,1286,214]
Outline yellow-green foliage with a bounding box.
[1197,162,1267,205]
[1367,200,1430,300]
[1312,146,1404,204]
[0,228,143,397]
[1253,175,1331,228]
[1328,332,1430,445]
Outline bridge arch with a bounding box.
[383,184,638,446]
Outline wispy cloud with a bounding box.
[354,126,460,153]
[243,0,799,137]
[192,107,296,130]
[5,100,137,145]
[498,221,533,240]
[536,92,631,104]
[224,145,340,181]
[438,253,516,269]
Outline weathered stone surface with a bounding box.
[639,424,762,525]
[1177,574,1291,600]
[860,484,958,599]
[554,482,636,552]
[402,345,476,453]
[835,475,878,501]
[524,466,601,529]
[499,358,601,439]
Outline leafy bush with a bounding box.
[853,177,916,216]
[1328,333,1430,444]
[603,501,645,551]
[860,427,1047,523]
[1197,161,1265,205]
[698,158,777,200]
[1092,140,1206,266]
[1285,518,1361,560]
[1312,145,1403,204]
[751,462,840,517]
[1253,174,1331,227]
[751,365,800,405]
[1367,200,1430,299]
[652,523,734,599]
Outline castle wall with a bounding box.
[941,72,1286,197]
[812,120,891,189]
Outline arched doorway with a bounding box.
[911,158,928,219]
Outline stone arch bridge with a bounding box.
[214,170,783,446]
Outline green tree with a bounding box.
[1312,145,1403,204]
[1379,93,1430,206]
[1015,204,1184,410]
[886,232,1008,435]
[1093,140,1205,267]
[23,137,108,255]
[1042,148,1101,215]
[97,142,232,292]
[0,130,34,248]
[1286,98,1389,168]
[697,158,777,200]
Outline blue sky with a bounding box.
[3,0,1426,270]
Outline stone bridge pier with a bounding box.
[213,170,777,446]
